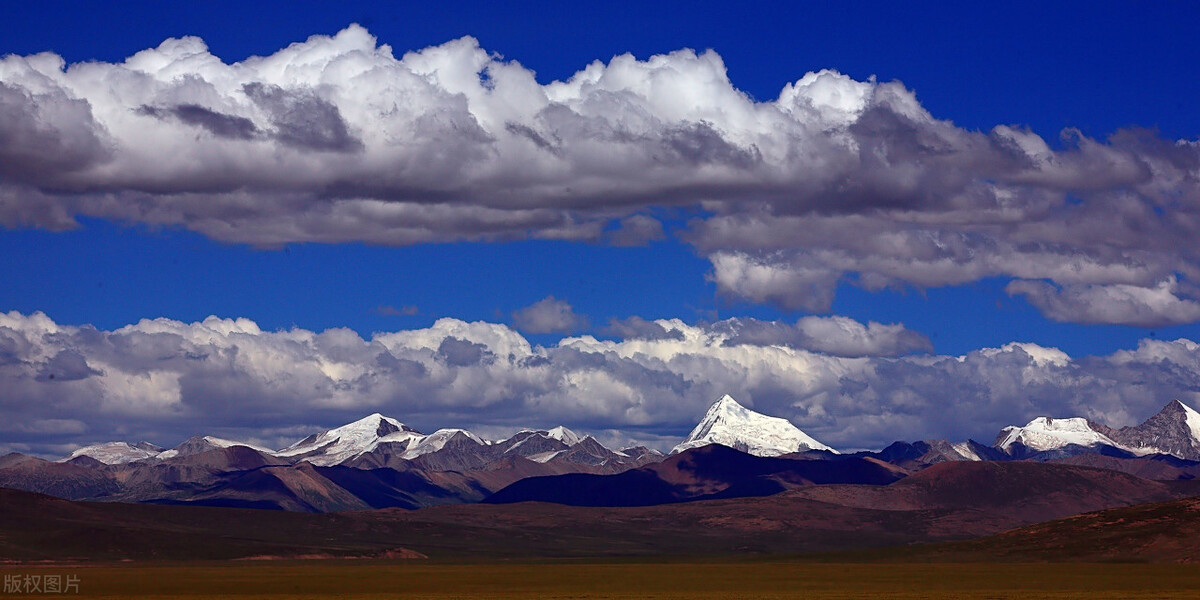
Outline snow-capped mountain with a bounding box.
[499,427,585,461]
[56,410,657,473]
[993,416,1124,455]
[671,394,836,457]
[399,428,488,460]
[273,413,641,470]
[60,441,164,465]
[275,413,424,466]
[1107,400,1200,461]
[991,401,1200,461]
[156,435,276,460]
[59,435,276,465]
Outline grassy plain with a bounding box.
[8,560,1200,600]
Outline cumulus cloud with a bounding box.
[712,316,932,357]
[1,26,1199,323]
[1005,276,1200,327]
[4,310,1200,456]
[512,296,587,333]
[604,316,686,341]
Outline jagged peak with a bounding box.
[1165,399,1199,416]
[340,412,413,434]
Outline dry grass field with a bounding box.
[7,560,1200,600]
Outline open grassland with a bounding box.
[7,560,1200,599]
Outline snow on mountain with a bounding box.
[1108,400,1200,460]
[60,441,164,465]
[400,428,487,460]
[276,413,423,466]
[156,435,276,460]
[671,394,836,457]
[619,446,665,460]
[499,427,583,457]
[49,412,642,470]
[950,441,983,461]
[993,417,1123,453]
[265,414,621,468]
[526,449,566,463]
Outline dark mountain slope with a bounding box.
[484,444,904,506]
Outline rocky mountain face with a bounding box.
[1107,400,1200,461]
[867,439,1004,469]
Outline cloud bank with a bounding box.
[2,26,1200,323]
[3,310,1200,456]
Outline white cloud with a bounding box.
[707,252,840,312]
[1006,277,1200,327]
[713,315,932,357]
[1,25,1199,325]
[4,310,1200,456]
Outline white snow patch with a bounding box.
[950,442,982,461]
[1180,400,1200,444]
[527,450,566,463]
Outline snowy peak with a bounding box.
[994,416,1122,454]
[671,394,836,457]
[545,425,583,446]
[509,426,585,447]
[276,413,423,466]
[61,441,164,465]
[327,412,416,440]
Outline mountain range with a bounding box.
[994,400,1200,460]
[4,395,1200,513]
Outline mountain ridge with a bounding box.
[990,399,1200,461]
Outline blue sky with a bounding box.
[3,1,1200,454]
